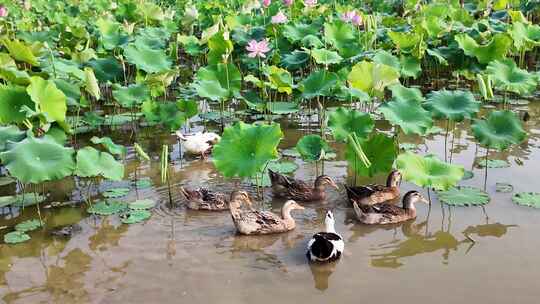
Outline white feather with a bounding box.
[176,132,220,155]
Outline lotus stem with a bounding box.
[348,133,371,168]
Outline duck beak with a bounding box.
[296,204,305,210]
[330,181,339,190]
[422,197,431,205]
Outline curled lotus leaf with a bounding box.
[486,59,537,96]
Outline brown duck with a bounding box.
[228,191,305,235]
[352,190,429,225]
[268,170,339,202]
[345,170,402,206]
[179,187,229,211]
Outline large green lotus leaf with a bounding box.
[509,22,540,51]
[177,100,198,118]
[424,90,480,121]
[266,66,293,95]
[196,63,241,99]
[471,110,527,151]
[400,55,422,79]
[438,186,490,206]
[426,48,449,66]
[388,31,423,54]
[284,23,320,43]
[193,80,228,101]
[142,101,187,131]
[121,210,152,224]
[347,133,398,177]
[96,18,129,50]
[0,85,35,124]
[90,136,126,156]
[323,21,358,57]
[486,59,537,95]
[15,219,43,232]
[282,51,310,70]
[0,136,75,184]
[129,199,156,210]
[300,70,339,99]
[396,152,464,191]
[266,102,299,114]
[266,161,298,174]
[379,99,433,135]
[0,126,25,152]
[213,122,283,178]
[87,200,127,215]
[113,84,150,107]
[4,231,31,244]
[389,84,425,103]
[0,66,31,85]
[348,61,400,97]
[124,44,171,74]
[75,147,124,181]
[296,134,331,162]
[83,67,101,100]
[373,50,400,70]
[328,107,374,142]
[54,79,81,106]
[1,39,40,66]
[26,77,67,123]
[454,33,512,64]
[208,31,233,65]
[311,49,342,65]
[512,192,540,208]
[87,57,123,82]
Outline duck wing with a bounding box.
[370,203,405,216]
[307,232,343,262]
[345,184,386,201]
[198,188,228,210]
[269,170,314,200]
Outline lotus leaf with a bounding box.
[196,63,242,100]
[438,186,490,206]
[0,85,35,124]
[284,23,320,43]
[0,136,75,184]
[55,79,81,106]
[124,44,171,74]
[512,192,540,208]
[177,100,198,118]
[267,161,299,174]
[387,31,424,55]
[300,70,339,99]
[141,101,187,131]
[311,49,342,65]
[0,176,15,186]
[496,183,513,193]
[84,67,101,100]
[373,50,400,70]
[424,90,480,121]
[1,38,39,66]
[347,133,398,177]
[87,57,123,82]
[0,126,25,152]
[4,231,31,244]
[462,170,474,180]
[328,107,374,142]
[87,200,127,215]
[90,136,126,156]
[477,159,510,168]
[266,66,293,94]
[213,122,282,178]
[15,219,43,232]
[454,33,512,64]
[296,135,331,162]
[121,210,152,224]
[509,22,540,51]
[471,110,527,151]
[486,59,537,96]
[208,31,233,65]
[324,21,359,57]
[26,77,68,123]
[389,84,424,103]
[135,178,153,189]
[96,18,129,50]
[282,51,310,70]
[396,152,464,191]
[129,199,156,210]
[400,56,422,79]
[75,147,124,181]
[348,61,400,97]
[379,98,433,135]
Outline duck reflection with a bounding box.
[309,261,338,291]
[463,223,517,238]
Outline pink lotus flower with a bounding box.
[271,11,288,24]
[352,14,362,26]
[262,0,271,8]
[283,0,293,6]
[304,0,317,7]
[246,39,271,58]
[341,11,363,26]
[0,5,8,18]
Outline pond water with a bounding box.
[1,102,539,304]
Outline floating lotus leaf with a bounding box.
[396,152,464,191]
[300,70,339,99]
[311,49,342,65]
[87,200,127,215]
[477,159,510,168]
[213,122,282,178]
[26,77,68,123]
[121,210,152,224]
[90,136,126,156]
[134,179,153,189]
[462,170,474,180]
[438,186,490,206]
[496,183,514,193]
[347,133,398,177]
[454,33,512,64]
[0,136,75,184]
[471,110,527,151]
[0,85,35,124]
[424,90,480,121]
[113,84,150,108]
[328,107,374,142]
[10,193,47,208]
[296,134,331,162]
[379,98,433,135]
[75,147,124,181]
[129,199,156,210]
[124,44,171,74]
[512,192,540,208]
[348,61,400,97]
[4,231,31,244]
[0,126,25,152]
[486,59,537,96]
[102,187,130,198]
[15,219,43,232]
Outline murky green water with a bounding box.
[1,102,539,303]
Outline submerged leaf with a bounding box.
[4,231,31,244]
[15,219,43,232]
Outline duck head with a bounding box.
[229,190,253,209]
[387,170,402,187]
[314,175,339,190]
[283,200,305,212]
[324,210,337,233]
[402,191,429,209]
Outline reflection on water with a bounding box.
[309,262,338,291]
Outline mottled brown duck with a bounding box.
[179,187,229,211]
[352,191,429,225]
[345,170,402,206]
[268,170,339,202]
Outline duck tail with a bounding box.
[268,169,290,186]
[344,185,356,199]
[352,202,364,219]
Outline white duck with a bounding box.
[307,211,344,263]
[176,131,221,159]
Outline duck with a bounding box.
[176,131,221,159]
[307,211,344,263]
[268,170,339,202]
[179,187,229,211]
[352,190,429,225]
[229,191,305,235]
[345,170,402,206]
